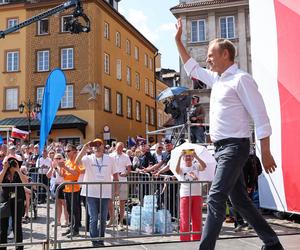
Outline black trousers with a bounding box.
[0,200,24,250]
[64,191,81,233]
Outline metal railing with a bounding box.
[0,182,50,250]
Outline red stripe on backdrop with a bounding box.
[274,0,300,212]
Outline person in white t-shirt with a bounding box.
[36,148,52,204]
[176,149,206,242]
[76,139,118,248]
[108,142,132,229]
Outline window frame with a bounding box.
[7,18,18,29]
[115,31,121,48]
[191,19,206,42]
[4,87,19,111]
[104,53,110,74]
[60,84,74,109]
[36,86,45,105]
[134,46,139,61]
[126,96,133,119]
[116,92,123,116]
[136,101,141,121]
[145,105,150,124]
[6,50,19,72]
[60,47,74,70]
[104,87,112,112]
[126,66,131,85]
[116,59,122,80]
[135,72,140,90]
[104,22,109,39]
[126,39,131,55]
[61,15,73,33]
[220,16,235,39]
[37,18,49,35]
[37,50,50,72]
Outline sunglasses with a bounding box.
[65,150,74,153]
[54,157,62,160]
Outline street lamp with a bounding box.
[18,99,41,142]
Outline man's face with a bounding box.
[165,143,173,152]
[116,143,123,154]
[206,43,225,74]
[156,144,163,154]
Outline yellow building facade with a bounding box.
[0,0,158,145]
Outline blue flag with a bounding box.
[39,68,66,154]
[0,135,3,145]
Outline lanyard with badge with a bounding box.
[95,157,104,173]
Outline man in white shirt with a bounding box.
[36,148,52,204]
[175,18,283,250]
[76,139,118,247]
[108,142,132,229]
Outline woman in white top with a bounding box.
[47,153,69,227]
[176,149,206,241]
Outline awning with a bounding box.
[0,115,88,138]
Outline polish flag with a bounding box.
[250,0,300,214]
[11,128,29,140]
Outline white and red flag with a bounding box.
[11,128,29,140]
[250,0,300,214]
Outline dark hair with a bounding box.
[66,143,77,151]
[210,38,236,62]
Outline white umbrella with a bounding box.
[170,142,216,182]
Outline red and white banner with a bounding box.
[250,0,300,214]
[11,128,29,140]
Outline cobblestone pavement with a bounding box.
[4,201,300,250]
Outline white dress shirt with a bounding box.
[184,58,272,142]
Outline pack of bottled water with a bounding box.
[130,195,172,234]
[130,205,142,231]
[155,209,172,234]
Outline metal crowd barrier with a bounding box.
[52,179,211,249]
[0,182,50,250]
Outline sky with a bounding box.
[119,0,179,71]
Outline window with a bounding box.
[134,46,139,60]
[104,87,111,112]
[149,81,154,97]
[220,16,235,39]
[116,92,123,115]
[126,66,131,85]
[115,31,121,47]
[37,18,49,35]
[104,53,110,74]
[116,59,122,80]
[127,97,132,118]
[191,20,206,42]
[6,51,19,72]
[144,53,148,67]
[37,50,49,72]
[61,48,74,69]
[149,58,153,70]
[150,107,155,125]
[136,101,141,121]
[36,87,45,105]
[61,85,74,108]
[145,105,150,124]
[135,72,140,90]
[144,78,149,95]
[58,137,80,146]
[0,0,9,4]
[126,39,131,55]
[7,18,18,28]
[104,22,109,39]
[61,15,73,32]
[5,88,18,110]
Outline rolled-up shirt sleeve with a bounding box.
[236,74,272,139]
[184,58,217,88]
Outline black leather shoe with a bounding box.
[261,242,284,250]
[61,229,71,236]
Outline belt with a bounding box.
[214,137,249,147]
